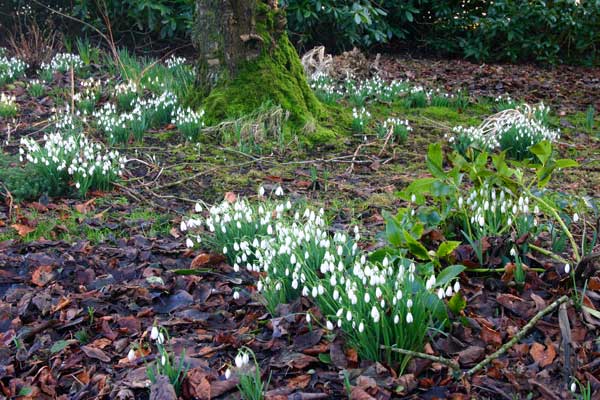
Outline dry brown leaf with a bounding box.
[74,198,95,214]
[529,341,556,368]
[12,223,34,237]
[31,265,55,287]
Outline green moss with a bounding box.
[200,3,343,144]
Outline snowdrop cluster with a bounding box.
[140,91,178,127]
[0,92,18,118]
[41,53,84,74]
[93,102,134,145]
[165,55,186,69]
[309,74,344,104]
[73,78,102,114]
[449,103,559,159]
[351,107,371,133]
[377,117,412,143]
[494,93,518,110]
[0,53,28,85]
[19,129,124,196]
[171,106,205,141]
[181,189,461,368]
[460,182,533,237]
[114,80,139,110]
[27,79,44,97]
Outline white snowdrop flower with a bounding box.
[573,213,579,223]
[411,194,416,202]
[186,238,194,248]
[454,281,460,293]
[195,203,202,213]
[445,286,453,298]
[371,306,380,323]
[275,186,284,196]
[375,287,382,298]
[510,248,517,257]
[570,382,576,393]
[225,368,232,379]
[157,332,165,344]
[311,286,318,298]
[161,354,167,365]
[258,186,265,197]
[127,348,136,362]
[407,299,413,308]
[364,292,370,303]
[437,288,445,299]
[235,354,244,368]
[346,310,352,321]
[223,246,228,254]
[242,352,249,366]
[564,263,571,274]
[326,320,334,330]
[533,205,540,214]
[150,326,159,340]
[406,312,413,323]
[306,313,311,323]
[358,321,364,333]
[233,291,240,300]
[394,314,400,324]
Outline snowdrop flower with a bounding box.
[326,320,334,330]
[275,186,284,196]
[370,306,380,323]
[445,286,453,298]
[195,203,202,212]
[258,186,265,197]
[233,291,240,300]
[186,238,194,248]
[358,321,364,333]
[570,382,576,393]
[180,221,187,231]
[453,281,460,293]
[510,248,517,257]
[573,213,579,223]
[437,288,445,299]
[127,348,136,362]
[225,368,232,379]
[406,312,413,323]
[161,354,167,365]
[564,263,571,274]
[306,313,311,323]
[235,354,244,368]
[157,332,165,344]
[150,326,159,340]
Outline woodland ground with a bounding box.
[0,51,599,399]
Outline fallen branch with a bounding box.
[381,346,460,371]
[466,295,569,376]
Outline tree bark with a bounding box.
[194,0,284,94]
[193,0,325,137]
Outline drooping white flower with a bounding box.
[225,368,231,379]
[150,326,159,340]
[564,263,571,274]
[186,238,194,248]
[127,348,136,362]
[406,312,413,323]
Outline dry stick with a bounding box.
[382,346,460,371]
[466,295,569,377]
[381,295,570,378]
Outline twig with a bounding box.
[466,295,569,377]
[529,243,570,265]
[381,346,460,371]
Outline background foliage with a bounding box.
[1,0,598,64]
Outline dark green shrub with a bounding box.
[0,153,47,202]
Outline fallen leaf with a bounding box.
[150,375,177,400]
[182,369,211,400]
[190,253,225,269]
[81,345,111,363]
[74,198,95,214]
[12,223,34,237]
[480,325,502,347]
[529,341,556,368]
[31,265,56,287]
[350,387,376,400]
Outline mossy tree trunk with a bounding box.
[193,0,325,135]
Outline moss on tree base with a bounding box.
[197,2,339,144]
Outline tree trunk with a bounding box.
[193,0,326,137]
